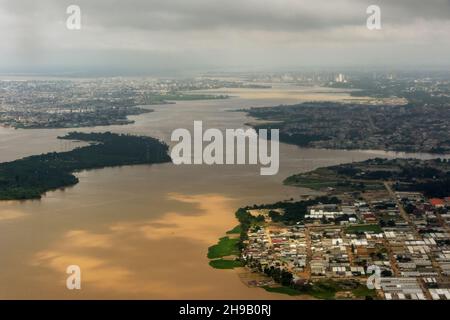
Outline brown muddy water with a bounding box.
[0,84,440,299]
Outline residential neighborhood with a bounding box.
[241,188,450,299]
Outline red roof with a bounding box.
[362,212,375,218]
[430,198,445,206]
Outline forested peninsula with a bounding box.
[0,132,171,200]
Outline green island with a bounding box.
[141,92,229,105]
[0,132,171,200]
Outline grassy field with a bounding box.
[284,176,338,190]
[263,280,376,299]
[352,285,377,298]
[262,286,304,296]
[284,167,384,192]
[207,237,240,259]
[209,259,243,269]
[262,282,336,299]
[307,281,339,299]
[309,280,376,299]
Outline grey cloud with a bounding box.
[77,0,450,32]
[5,0,450,33]
[1,0,450,73]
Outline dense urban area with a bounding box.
[209,158,450,300]
[2,71,450,300]
[244,72,450,154]
[206,73,450,301]
[0,78,234,128]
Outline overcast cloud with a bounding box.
[1,0,450,75]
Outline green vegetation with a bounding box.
[207,236,240,259]
[262,266,294,287]
[352,285,377,298]
[265,280,339,299]
[262,286,304,296]
[209,259,243,269]
[244,196,341,224]
[292,279,376,300]
[208,233,243,269]
[284,176,340,190]
[0,132,171,200]
[305,280,340,299]
[396,178,450,198]
[208,212,256,270]
[252,124,328,147]
[265,280,376,300]
[234,208,266,249]
[226,225,242,234]
[285,158,450,197]
[284,166,384,192]
[141,92,228,104]
[345,224,383,234]
[308,280,376,300]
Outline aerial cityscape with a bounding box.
[224,158,450,300]
[1,0,450,312]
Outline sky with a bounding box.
[1,0,450,75]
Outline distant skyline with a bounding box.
[1,0,450,75]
